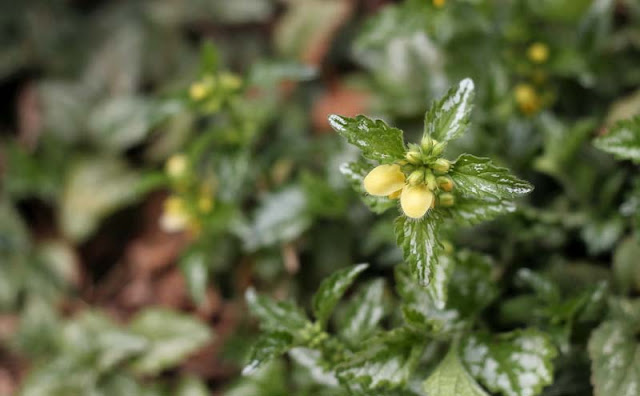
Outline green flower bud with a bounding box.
[439,192,455,207]
[425,171,437,191]
[436,176,454,192]
[421,135,433,151]
[407,169,425,185]
[405,150,422,165]
[433,158,451,174]
[431,141,447,157]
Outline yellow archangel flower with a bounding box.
[159,196,191,232]
[527,42,549,64]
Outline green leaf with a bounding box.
[242,332,294,375]
[312,263,368,326]
[338,279,388,345]
[588,320,640,396]
[395,265,462,333]
[448,251,498,317]
[424,78,475,143]
[394,214,443,286]
[227,360,287,396]
[180,249,210,304]
[461,329,558,396]
[336,328,424,390]
[176,376,210,396]
[245,288,310,335]
[593,116,640,163]
[329,115,406,163]
[451,154,534,200]
[340,160,397,214]
[441,195,516,225]
[423,346,489,396]
[128,308,212,375]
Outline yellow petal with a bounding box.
[388,189,402,200]
[401,184,434,219]
[363,164,406,196]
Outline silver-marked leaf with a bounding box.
[424,78,475,143]
[336,328,424,390]
[461,329,558,396]
[451,154,534,200]
[289,347,339,386]
[423,347,489,396]
[448,251,498,317]
[312,263,368,325]
[589,320,640,396]
[440,195,516,225]
[338,279,388,345]
[394,213,443,286]
[340,161,397,214]
[242,332,294,376]
[395,265,462,334]
[245,288,310,335]
[329,115,406,163]
[593,116,640,163]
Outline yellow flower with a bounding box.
[364,164,406,196]
[165,154,188,178]
[219,72,242,91]
[527,42,549,64]
[160,196,191,232]
[514,83,541,115]
[433,0,446,8]
[400,184,435,219]
[189,76,215,101]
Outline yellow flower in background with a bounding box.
[363,164,406,196]
[527,42,549,64]
[189,76,215,101]
[219,72,243,91]
[515,83,541,115]
[197,183,215,214]
[165,154,189,179]
[160,196,191,232]
[433,0,446,8]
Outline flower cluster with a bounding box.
[363,136,454,219]
[189,71,243,113]
[514,42,550,115]
[159,154,216,234]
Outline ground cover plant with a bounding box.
[1,0,640,395]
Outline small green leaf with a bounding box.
[423,346,489,396]
[588,320,640,396]
[242,332,294,375]
[245,288,310,335]
[312,263,368,326]
[329,115,406,163]
[128,308,212,375]
[451,154,534,200]
[337,328,424,390]
[394,214,443,285]
[340,160,397,214]
[424,78,475,143]
[594,116,640,163]
[441,195,516,225]
[338,279,388,345]
[461,329,558,396]
[395,265,462,333]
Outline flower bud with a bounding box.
[439,193,455,207]
[401,184,434,219]
[407,169,425,185]
[436,176,454,192]
[405,150,422,165]
[432,158,451,174]
[219,72,243,91]
[431,141,447,157]
[165,154,189,178]
[363,164,406,196]
[421,135,433,151]
[425,171,437,191]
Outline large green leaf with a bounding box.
[423,347,489,396]
[424,78,475,143]
[329,115,406,163]
[312,263,368,326]
[394,214,443,286]
[441,195,516,225]
[448,251,498,317]
[242,332,294,375]
[336,328,423,390]
[588,320,640,396]
[128,309,212,375]
[340,160,397,214]
[461,329,558,396]
[593,116,640,163]
[245,288,310,335]
[451,154,534,200]
[337,279,388,345]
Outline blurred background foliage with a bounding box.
[0,0,639,394]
